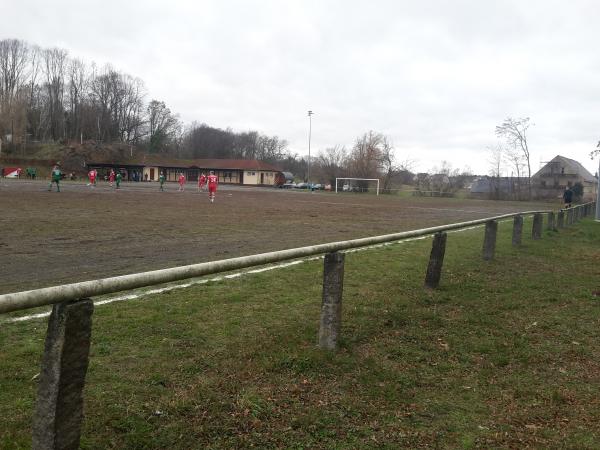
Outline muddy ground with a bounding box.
[0,179,555,294]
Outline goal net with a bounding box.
[335,178,380,195]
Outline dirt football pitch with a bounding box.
[0,179,553,294]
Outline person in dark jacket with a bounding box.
[563,186,573,208]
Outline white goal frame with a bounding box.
[335,178,380,196]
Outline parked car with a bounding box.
[279,182,295,189]
[294,182,309,189]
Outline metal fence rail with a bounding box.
[1,201,596,450]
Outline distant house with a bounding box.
[87,158,283,186]
[532,155,598,201]
[469,176,528,200]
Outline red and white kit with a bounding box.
[208,174,218,191]
[207,174,218,202]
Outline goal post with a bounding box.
[335,178,380,196]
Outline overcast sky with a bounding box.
[3,0,600,175]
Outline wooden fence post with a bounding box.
[482,220,498,261]
[32,298,94,450]
[547,212,555,231]
[424,232,447,289]
[512,215,523,246]
[567,208,573,225]
[532,213,543,240]
[557,210,565,228]
[319,252,345,350]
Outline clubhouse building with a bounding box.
[86,158,283,186]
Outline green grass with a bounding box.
[1,218,599,448]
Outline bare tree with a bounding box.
[496,117,532,199]
[0,39,30,146]
[147,99,180,152]
[43,47,68,140]
[317,145,347,186]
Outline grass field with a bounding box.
[1,212,599,448]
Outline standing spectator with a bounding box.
[207,170,218,203]
[48,164,62,192]
[563,186,573,208]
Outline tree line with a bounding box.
[0,38,289,162]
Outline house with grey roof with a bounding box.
[532,155,598,201]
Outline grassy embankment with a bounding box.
[1,217,599,449]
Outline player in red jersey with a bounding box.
[198,172,206,192]
[178,172,186,191]
[207,171,218,203]
[87,169,97,187]
[109,169,116,187]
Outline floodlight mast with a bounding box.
[307,110,313,184]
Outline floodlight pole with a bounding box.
[307,110,313,184]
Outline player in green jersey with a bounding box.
[48,164,62,192]
[116,172,122,189]
[159,171,166,191]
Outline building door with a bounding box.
[240,171,244,184]
[260,173,264,184]
[150,168,155,180]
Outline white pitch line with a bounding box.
[292,199,509,214]
[2,221,504,324]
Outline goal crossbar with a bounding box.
[335,178,380,196]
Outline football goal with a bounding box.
[335,178,380,196]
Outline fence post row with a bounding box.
[424,232,447,289]
[318,252,345,350]
[532,213,543,240]
[512,215,523,246]
[482,220,498,260]
[32,298,94,450]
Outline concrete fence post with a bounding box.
[318,252,345,350]
[567,208,573,225]
[532,213,543,240]
[482,220,498,261]
[547,212,555,231]
[424,232,447,289]
[512,215,523,246]
[557,210,565,228]
[32,298,94,450]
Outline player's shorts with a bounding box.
[208,185,217,193]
